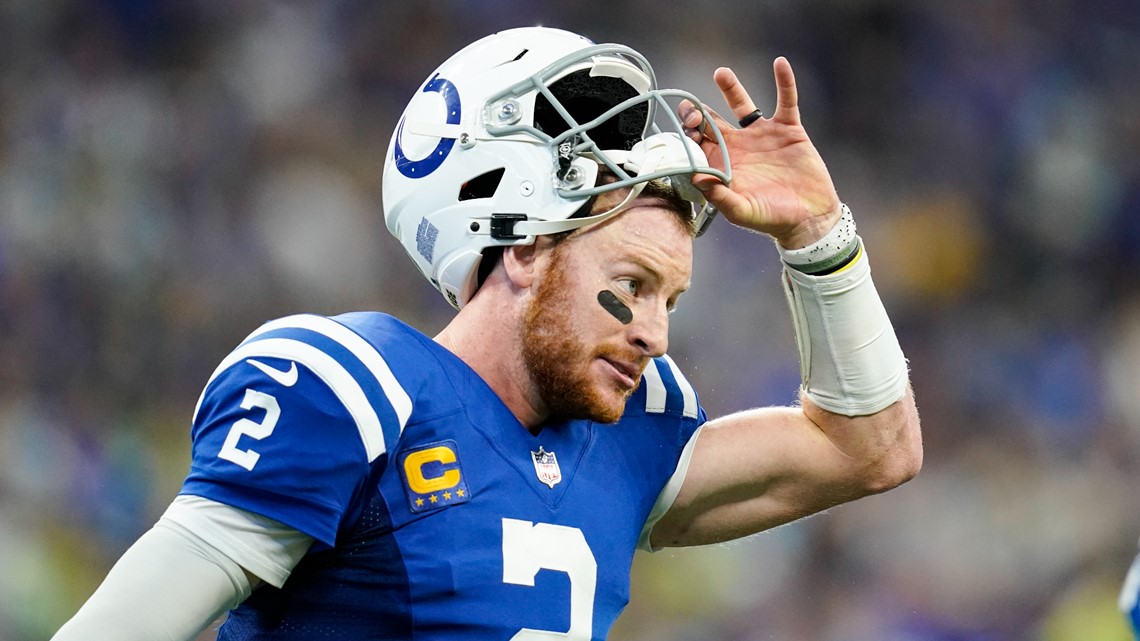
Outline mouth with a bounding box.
[601,357,642,390]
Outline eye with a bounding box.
[617,279,639,296]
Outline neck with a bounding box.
[435,299,548,433]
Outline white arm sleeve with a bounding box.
[50,518,252,641]
[51,495,316,641]
[161,494,315,589]
[781,244,909,416]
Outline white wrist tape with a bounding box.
[781,241,908,416]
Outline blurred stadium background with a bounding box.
[1,0,1138,639]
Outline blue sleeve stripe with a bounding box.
[640,356,699,419]
[641,360,668,414]
[660,354,698,419]
[196,337,388,462]
[249,315,413,429]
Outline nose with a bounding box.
[629,301,670,357]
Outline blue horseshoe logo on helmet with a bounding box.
[393,73,461,179]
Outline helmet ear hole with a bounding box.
[458,168,506,201]
[534,70,647,151]
[475,246,504,291]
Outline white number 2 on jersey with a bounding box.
[218,389,281,471]
[502,518,598,641]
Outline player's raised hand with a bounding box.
[681,57,842,249]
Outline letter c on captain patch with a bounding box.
[400,440,471,514]
[403,445,461,493]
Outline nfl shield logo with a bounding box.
[531,446,562,489]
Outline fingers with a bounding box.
[679,99,732,145]
[772,56,800,125]
[713,67,759,124]
[677,57,803,143]
[712,59,802,127]
[678,98,704,143]
[691,172,748,217]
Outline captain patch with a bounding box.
[400,440,470,513]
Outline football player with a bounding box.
[1123,547,1140,637]
[52,26,921,640]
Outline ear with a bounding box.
[501,242,540,290]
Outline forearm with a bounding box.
[780,205,910,414]
[781,210,921,480]
[800,384,922,490]
[51,518,251,641]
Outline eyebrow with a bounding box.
[669,280,692,304]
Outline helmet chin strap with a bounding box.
[513,180,647,236]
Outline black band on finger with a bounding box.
[738,109,763,128]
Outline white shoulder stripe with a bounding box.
[638,424,704,552]
[248,315,413,430]
[642,360,667,414]
[195,337,387,462]
[661,354,698,419]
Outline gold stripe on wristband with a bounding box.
[829,240,864,275]
[785,237,862,275]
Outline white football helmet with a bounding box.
[382,26,731,309]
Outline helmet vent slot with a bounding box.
[495,49,529,68]
[458,168,506,201]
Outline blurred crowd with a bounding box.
[1,0,1138,639]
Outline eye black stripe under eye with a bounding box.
[597,290,633,324]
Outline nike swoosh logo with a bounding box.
[246,359,299,387]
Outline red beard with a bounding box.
[520,246,642,424]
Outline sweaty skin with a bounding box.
[596,290,633,325]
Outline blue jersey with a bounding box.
[182,312,705,641]
[1124,548,1140,637]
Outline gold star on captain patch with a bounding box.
[456,488,465,497]
[443,491,452,500]
[429,494,438,503]
[415,498,424,507]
